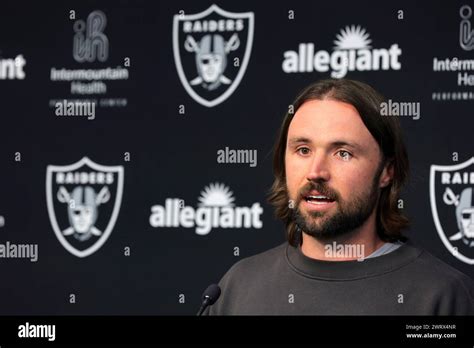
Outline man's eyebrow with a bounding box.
[287,137,312,146]
[329,140,361,150]
[288,137,362,150]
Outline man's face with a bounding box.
[285,99,391,241]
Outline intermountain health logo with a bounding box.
[149,182,263,235]
[431,5,474,101]
[46,157,124,257]
[49,10,129,110]
[430,157,474,264]
[73,10,109,62]
[173,4,255,107]
[282,25,402,78]
[460,4,474,51]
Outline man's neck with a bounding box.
[300,214,384,261]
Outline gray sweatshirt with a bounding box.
[206,240,474,315]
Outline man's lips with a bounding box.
[302,190,336,203]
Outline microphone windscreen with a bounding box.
[202,284,221,305]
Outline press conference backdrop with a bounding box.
[0,0,473,315]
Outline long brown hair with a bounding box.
[267,79,410,246]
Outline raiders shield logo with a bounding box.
[430,157,474,264]
[173,4,254,107]
[46,157,124,257]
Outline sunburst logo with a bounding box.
[333,25,372,50]
[198,182,235,207]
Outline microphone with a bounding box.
[197,284,221,316]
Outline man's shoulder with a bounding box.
[411,244,474,295]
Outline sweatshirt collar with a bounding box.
[285,239,423,281]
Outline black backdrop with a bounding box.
[0,0,473,315]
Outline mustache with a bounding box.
[297,181,340,202]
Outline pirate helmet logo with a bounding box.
[430,157,474,264]
[46,157,124,257]
[173,4,254,107]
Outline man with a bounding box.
[206,79,474,315]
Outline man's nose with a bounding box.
[306,151,330,182]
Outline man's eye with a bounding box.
[297,147,310,155]
[337,150,352,161]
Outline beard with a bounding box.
[292,170,382,243]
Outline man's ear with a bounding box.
[379,159,394,188]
